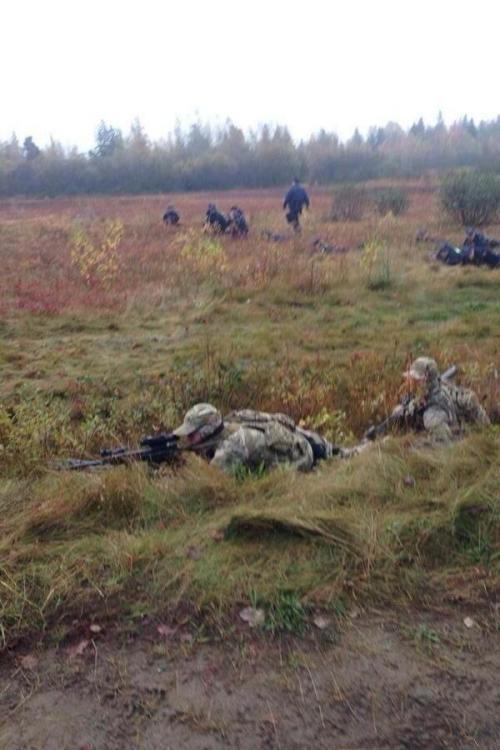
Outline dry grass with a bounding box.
[0,437,498,646]
[0,183,499,646]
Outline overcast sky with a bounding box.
[2,0,498,150]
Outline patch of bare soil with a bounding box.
[1,607,499,750]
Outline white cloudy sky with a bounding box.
[1,0,498,150]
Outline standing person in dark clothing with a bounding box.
[283,178,310,232]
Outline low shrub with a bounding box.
[331,185,367,221]
[360,239,393,290]
[374,187,409,216]
[70,219,124,287]
[440,170,500,226]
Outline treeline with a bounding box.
[1,116,500,197]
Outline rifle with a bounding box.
[364,365,458,441]
[57,423,344,472]
[56,432,181,471]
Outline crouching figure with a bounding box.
[391,357,490,444]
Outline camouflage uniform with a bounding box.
[396,358,489,443]
[173,404,335,475]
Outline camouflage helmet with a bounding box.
[404,357,439,381]
[173,403,223,440]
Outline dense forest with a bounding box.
[1,115,500,197]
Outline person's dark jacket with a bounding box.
[462,231,500,268]
[283,184,310,215]
[436,243,464,266]
[163,208,180,225]
[229,207,248,236]
[206,207,230,232]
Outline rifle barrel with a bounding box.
[56,435,181,471]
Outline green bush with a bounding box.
[331,185,367,221]
[374,187,409,216]
[440,170,500,226]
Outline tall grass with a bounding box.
[0,435,498,647]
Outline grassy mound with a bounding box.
[1,434,498,647]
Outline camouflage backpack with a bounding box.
[224,410,334,462]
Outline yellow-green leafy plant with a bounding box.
[360,239,392,290]
[70,219,124,287]
[179,229,227,285]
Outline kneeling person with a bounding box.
[163,206,180,225]
[392,357,489,444]
[228,206,249,237]
[172,403,334,474]
[205,204,230,233]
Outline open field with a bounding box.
[0,184,499,747]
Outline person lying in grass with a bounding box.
[172,403,354,475]
[172,357,491,476]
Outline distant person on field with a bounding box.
[204,204,231,234]
[462,228,500,268]
[228,206,249,237]
[434,229,500,269]
[283,177,310,232]
[163,206,180,226]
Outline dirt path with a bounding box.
[1,607,499,750]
